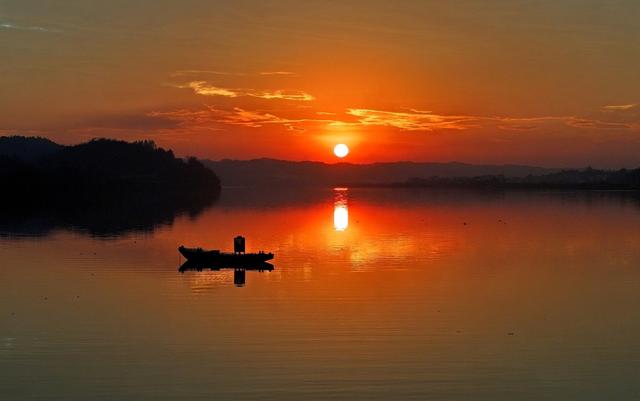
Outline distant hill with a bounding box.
[7,136,634,192]
[203,158,557,187]
[382,167,640,190]
[39,138,220,191]
[0,136,63,162]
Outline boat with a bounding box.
[178,246,274,265]
[178,236,273,267]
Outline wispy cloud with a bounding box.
[0,22,57,32]
[253,90,314,101]
[175,81,315,101]
[496,124,539,131]
[181,82,240,97]
[205,108,297,128]
[172,70,296,77]
[149,106,334,132]
[149,106,482,134]
[489,115,565,130]
[259,71,295,76]
[601,104,636,112]
[565,118,632,129]
[493,115,638,131]
[147,107,221,126]
[78,113,182,131]
[146,104,640,135]
[170,70,248,77]
[346,108,476,131]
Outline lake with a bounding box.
[2,188,640,400]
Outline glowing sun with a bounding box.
[333,143,349,158]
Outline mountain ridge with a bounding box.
[203,158,559,187]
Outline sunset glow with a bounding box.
[1,2,639,167]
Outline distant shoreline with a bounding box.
[346,183,640,191]
[343,168,640,191]
[3,136,640,192]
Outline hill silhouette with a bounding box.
[39,138,220,195]
[0,137,220,236]
[1,137,220,200]
[391,167,640,190]
[203,158,557,187]
[0,135,63,162]
[203,158,640,190]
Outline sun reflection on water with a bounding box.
[333,188,349,231]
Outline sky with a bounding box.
[1,0,639,166]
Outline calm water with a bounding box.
[2,188,640,400]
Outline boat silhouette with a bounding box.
[178,236,274,266]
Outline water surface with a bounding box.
[2,189,640,400]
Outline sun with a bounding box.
[333,143,349,158]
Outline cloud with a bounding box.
[175,81,315,101]
[0,22,57,32]
[259,71,295,76]
[252,90,314,101]
[79,114,182,131]
[565,118,632,130]
[346,108,476,131]
[341,110,638,132]
[147,107,220,126]
[490,115,638,131]
[146,104,640,136]
[497,124,539,131]
[180,81,239,97]
[601,104,636,112]
[171,70,248,77]
[172,70,296,77]
[148,107,288,128]
[149,106,336,132]
[490,116,564,130]
[208,108,295,128]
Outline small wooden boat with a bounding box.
[178,245,274,266]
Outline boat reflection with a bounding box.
[334,188,349,231]
[178,260,274,287]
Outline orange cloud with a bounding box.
[601,104,636,112]
[181,81,239,97]
[483,115,637,131]
[149,106,334,132]
[175,81,314,101]
[346,108,477,130]
[251,90,314,101]
[259,71,295,76]
[170,70,248,77]
[209,108,295,128]
[565,118,632,129]
[147,104,640,136]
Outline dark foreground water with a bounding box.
[1,188,640,400]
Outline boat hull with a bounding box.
[178,246,274,266]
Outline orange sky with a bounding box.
[1,1,639,166]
